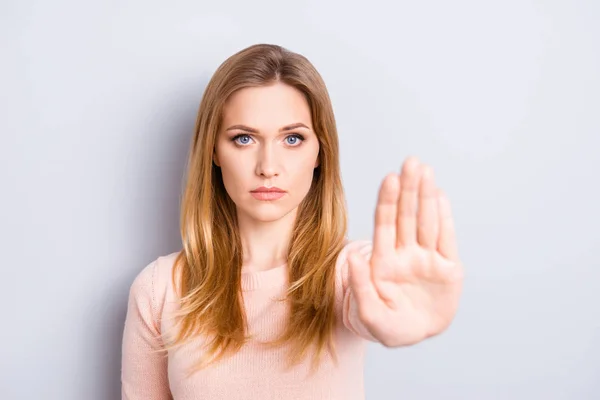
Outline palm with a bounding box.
[348,156,464,347]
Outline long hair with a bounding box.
[161,43,348,376]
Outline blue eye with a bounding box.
[232,134,252,145]
[285,134,305,146]
[231,133,305,147]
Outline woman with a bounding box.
[121,43,464,400]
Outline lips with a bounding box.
[250,186,286,201]
[251,186,285,193]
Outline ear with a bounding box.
[213,150,220,167]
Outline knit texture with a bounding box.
[121,239,377,399]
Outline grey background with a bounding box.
[1,0,599,399]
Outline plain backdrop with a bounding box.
[1,0,599,399]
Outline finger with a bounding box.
[417,165,439,249]
[437,189,459,261]
[347,250,381,314]
[373,173,400,256]
[397,157,421,248]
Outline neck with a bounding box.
[237,207,298,272]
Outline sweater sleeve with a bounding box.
[121,260,172,400]
[340,240,379,343]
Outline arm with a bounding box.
[121,260,172,400]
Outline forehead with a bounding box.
[221,82,312,130]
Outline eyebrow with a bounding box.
[225,122,310,133]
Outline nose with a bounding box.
[255,142,279,178]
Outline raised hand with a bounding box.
[347,156,464,347]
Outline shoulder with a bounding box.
[128,250,182,311]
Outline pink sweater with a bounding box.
[121,239,378,399]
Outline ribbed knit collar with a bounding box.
[240,263,288,291]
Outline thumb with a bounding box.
[347,250,380,311]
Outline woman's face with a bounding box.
[214,82,320,223]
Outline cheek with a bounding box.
[290,157,318,190]
[219,157,249,193]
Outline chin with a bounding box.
[244,210,290,223]
[237,203,298,223]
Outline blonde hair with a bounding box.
[162,43,348,377]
